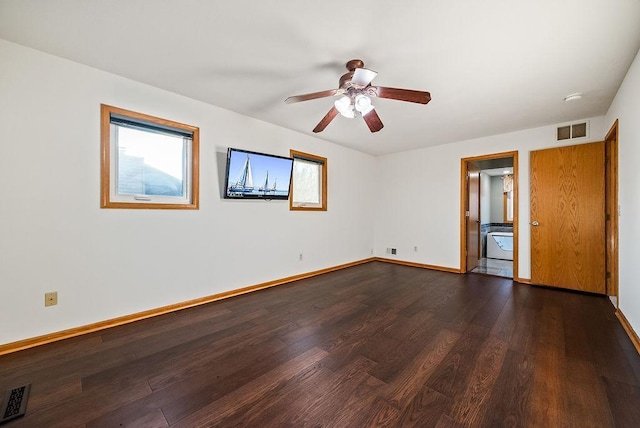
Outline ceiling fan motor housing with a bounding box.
[339,72,355,89]
[345,59,365,71]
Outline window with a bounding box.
[503,190,513,223]
[289,150,327,211]
[100,104,199,209]
[502,173,514,223]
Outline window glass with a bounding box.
[115,126,186,197]
[292,158,321,205]
[290,150,327,211]
[504,190,514,222]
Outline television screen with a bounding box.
[224,147,294,200]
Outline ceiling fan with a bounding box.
[285,59,431,133]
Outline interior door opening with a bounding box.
[605,120,619,303]
[460,152,519,279]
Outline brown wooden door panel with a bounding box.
[530,142,605,293]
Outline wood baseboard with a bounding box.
[616,309,640,357]
[374,257,461,273]
[0,258,376,356]
[373,257,530,280]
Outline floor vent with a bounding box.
[0,384,31,424]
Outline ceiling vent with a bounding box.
[557,121,589,141]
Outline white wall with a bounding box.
[489,176,504,224]
[606,47,640,335]
[0,40,376,346]
[374,116,607,274]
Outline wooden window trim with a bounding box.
[100,104,199,209]
[289,150,327,211]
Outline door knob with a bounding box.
[531,221,539,226]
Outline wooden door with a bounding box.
[466,165,481,271]
[530,142,605,293]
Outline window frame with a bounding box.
[100,104,199,209]
[289,150,327,211]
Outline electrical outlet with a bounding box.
[414,246,418,252]
[299,253,303,261]
[45,291,58,307]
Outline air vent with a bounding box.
[557,121,589,141]
[0,384,30,424]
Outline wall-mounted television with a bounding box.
[224,147,294,200]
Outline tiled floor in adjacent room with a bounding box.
[471,257,513,278]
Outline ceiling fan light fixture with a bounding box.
[354,94,373,114]
[334,96,355,118]
[361,106,375,117]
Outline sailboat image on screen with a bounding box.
[229,154,254,193]
[259,172,277,194]
[224,147,294,200]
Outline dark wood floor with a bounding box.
[2,262,640,427]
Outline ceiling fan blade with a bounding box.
[313,106,339,133]
[285,89,338,104]
[351,68,378,87]
[363,109,384,133]
[374,86,431,104]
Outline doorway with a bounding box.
[605,120,619,303]
[460,151,519,279]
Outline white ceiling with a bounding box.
[1,0,639,155]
